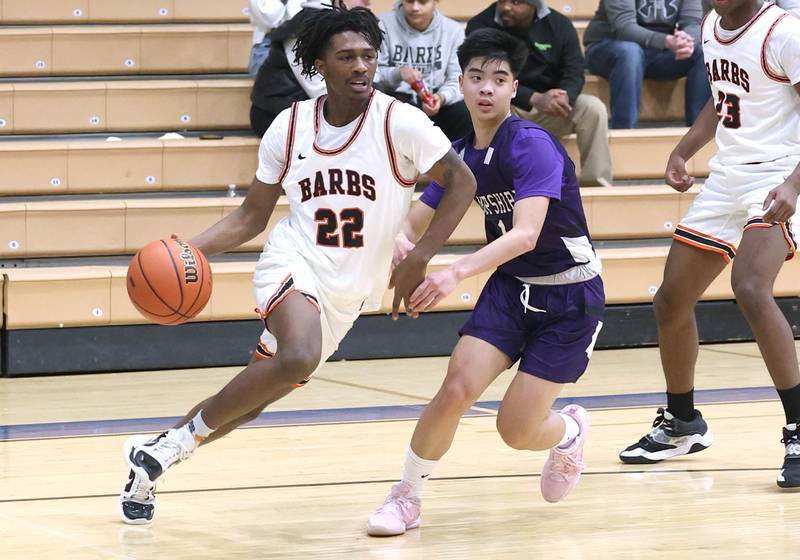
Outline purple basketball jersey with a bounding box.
[420,116,596,279]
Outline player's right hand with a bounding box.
[665,153,694,192]
[399,67,423,86]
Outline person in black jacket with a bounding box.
[467,0,612,186]
[250,6,323,136]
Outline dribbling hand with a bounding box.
[762,180,800,223]
[665,153,694,192]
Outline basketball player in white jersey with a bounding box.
[117,4,477,524]
[620,0,800,487]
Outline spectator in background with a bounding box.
[250,0,371,135]
[377,0,472,141]
[584,0,711,129]
[467,0,612,187]
[247,0,303,76]
[702,0,800,16]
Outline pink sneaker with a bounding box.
[540,404,589,503]
[367,482,422,536]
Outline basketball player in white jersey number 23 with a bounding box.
[117,4,477,525]
[620,0,800,489]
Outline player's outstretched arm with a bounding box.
[409,196,549,313]
[666,99,717,192]
[189,177,281,257]
[391,149,476,319]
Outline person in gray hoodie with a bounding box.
[377,0,472,140]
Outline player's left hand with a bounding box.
[422,94,443,116]
[390,252,428,320]
[408,267,459,313]
[389,231,416,288]
[762,180,800,223]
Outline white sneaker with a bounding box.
[119,435,157,525]
[125,428,195,483]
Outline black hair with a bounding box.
[457,28,528,77]
[293,3,383,78]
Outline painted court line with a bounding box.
[0,386,778,442]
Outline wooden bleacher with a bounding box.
[0,186,701,259]
[6,0,783,375]
[0,128,715,196]
[6,248,800,329]
[0,24,252,76]
[0,0,251,24]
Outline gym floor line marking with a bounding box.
[0,386,780,441]
[0,467,779,505]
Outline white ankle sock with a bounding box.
[787,423,797,431]
[556,413,580,449]
[184,410,213,444]
[401,446,438,498]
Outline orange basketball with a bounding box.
[127,238,212,325]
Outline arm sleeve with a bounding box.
[511,130,565,202]
[390,103,453,174]
[284,39,327,98]
[255,108,291,184]
[420,181,446,209]
[437,25,466,105]
[677,0,703,44]
[556,18,587,105]
[605,0,669,49]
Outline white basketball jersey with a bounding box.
[264,91,423,310]
[702,3,800,166]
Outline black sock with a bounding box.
[777,384,800,425]
[666,389,695,421]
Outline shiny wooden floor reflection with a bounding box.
[1,342,798,559]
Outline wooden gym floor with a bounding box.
[1,341,799,559]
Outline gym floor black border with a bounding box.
[3,298,800,376]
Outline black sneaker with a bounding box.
[777,423,800,489]
[619,408,714,464]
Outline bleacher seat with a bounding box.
[6,246,800,329]
[1,0,250,24]
[0,187,700,259]
[0,129,712,195]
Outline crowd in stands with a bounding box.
[247,0,800,187]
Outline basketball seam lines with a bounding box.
[132,251,189,318]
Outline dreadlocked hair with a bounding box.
[293,3,383,79]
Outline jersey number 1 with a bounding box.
[315,208,364,248]
[715,91,741,129]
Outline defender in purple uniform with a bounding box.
[367,29,605,537]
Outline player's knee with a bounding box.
[434,378,479,413]
[653,285,686,324]
[496,418,536,451]
[276,347,321,382]
[731,276,771,313]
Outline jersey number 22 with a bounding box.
[315,208,364,248]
